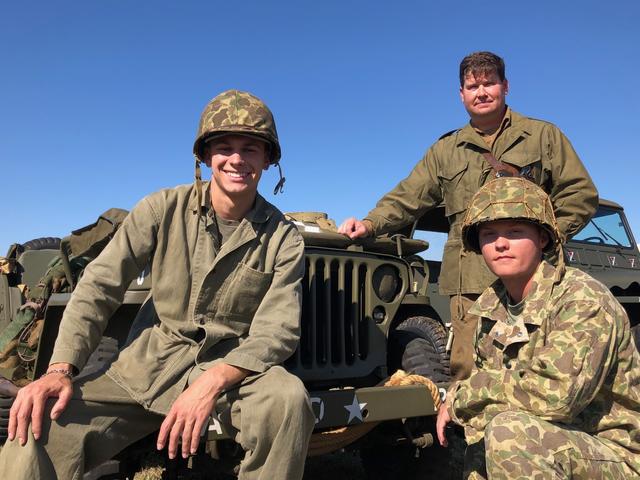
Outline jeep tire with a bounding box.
[22,237,61,251]
[360,316,463,479]
[388,315,450,384]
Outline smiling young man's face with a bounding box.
[478,219,548,292]
[205,134,270,200]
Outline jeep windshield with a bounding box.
[571,205,634,248]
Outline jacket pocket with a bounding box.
[218,263,274,319]
[112,322,188,395]
[500,153,543,183]
[439,161,470,218]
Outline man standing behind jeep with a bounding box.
[0,90,315,479]
[339,51,598,381]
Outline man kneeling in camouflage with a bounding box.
[436,177,640,479]
[0,90,315,479]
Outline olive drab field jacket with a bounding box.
[449,261,640,475]
[364,108,598,295]
[49,183,305,414]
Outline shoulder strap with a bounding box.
[481,152,520,178]
[438,129,458,140]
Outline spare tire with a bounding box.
[22,237,61,251]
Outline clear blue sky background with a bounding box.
[2,0,639,259]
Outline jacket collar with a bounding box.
[469,260,559,327]
[456,107,533,155]
[244,194,273,224]
[188,181,273,225]
[211,194,274,264]
[188,181,275,263]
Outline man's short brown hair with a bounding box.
[459,51,506,86]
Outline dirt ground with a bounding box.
[128,448,367,480]
[303,451,366,479]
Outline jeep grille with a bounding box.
[287,250,398,383]
[287,253,371,378]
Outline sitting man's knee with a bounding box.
[484,411,541,455]
[262,368,314,424]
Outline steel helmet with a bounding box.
[461,177,561,255]
[193,89,281,164]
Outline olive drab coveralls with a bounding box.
[0,182,315,480]
[363,108,598,379]
[449,261,640,479]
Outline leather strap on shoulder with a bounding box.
[481,152,520,178]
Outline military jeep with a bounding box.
[562,199,640,345]
[0,199,638,479]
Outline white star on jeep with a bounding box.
[344,395,367,423]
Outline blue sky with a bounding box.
[2,0,639,259]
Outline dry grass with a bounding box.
[133,465,165,480]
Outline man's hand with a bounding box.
[157,363,248,459]
[436,403,452,447]
[8,363,74,446]
[338,218,372,239]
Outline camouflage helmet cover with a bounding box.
[461,177,561,254]
[193,90,281,164]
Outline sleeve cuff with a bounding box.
[446,381,463,424]
[222,351,269,374]
[48,348,83,373]
[362,217,378,236]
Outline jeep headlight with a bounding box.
[372,264,401,303]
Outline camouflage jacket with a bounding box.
[449,261,640,474]
[364,108,598,294]
[50,182,305,414]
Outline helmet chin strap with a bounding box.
[273,162,286,195]
[194,155,203,219]
[552,242,566,283]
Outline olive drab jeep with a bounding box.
[0,210,453,479]
[562,199,640,347]
[0,200,638,479]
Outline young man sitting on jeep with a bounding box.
[0,90,315,479]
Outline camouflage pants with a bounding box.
[0,366,314,480]
[464,411,636,479]
[449,294,480,381]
